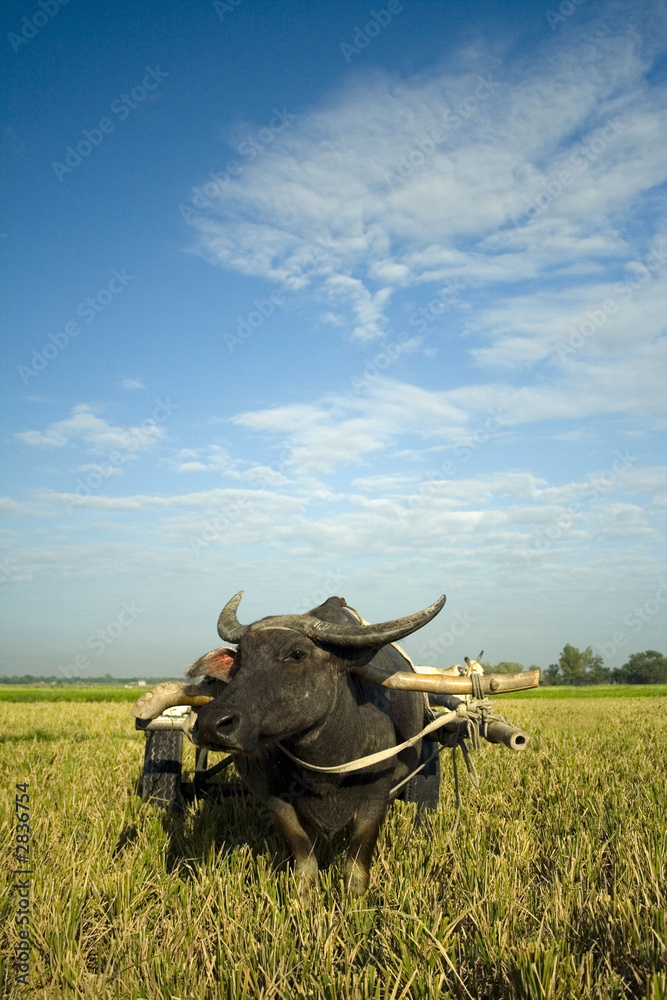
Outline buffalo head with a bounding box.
[192,591,445,755]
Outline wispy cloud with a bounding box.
[187,18,666,350]
[164,445,237,474]
[228,367,666,478]
[16,460,664,575]
[15,404,167,456]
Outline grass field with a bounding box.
[2,683,665,703]
[511,684,667,699]
[0,685,146,704]
[1,689,665,999]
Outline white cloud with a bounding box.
[15,404,166,456]
[0,497,31,515]
[36,487,263,513]
[5,437,665,671]
[187,21,666,351]
[78,463,123,477]
[231,379,471,475]
[165,445,237,475]
[232,403,324,434]
[470,255,667,369]
[226,366,667,480]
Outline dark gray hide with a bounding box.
[192,597,431,895]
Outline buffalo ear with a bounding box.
[187,646,238,681]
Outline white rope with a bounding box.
[277,706,461,774]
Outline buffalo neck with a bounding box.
[281,673,393,770]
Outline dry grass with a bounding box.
[1,696,665,999]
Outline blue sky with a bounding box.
[1,0,666,678]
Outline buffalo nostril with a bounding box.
[215,713,239,736]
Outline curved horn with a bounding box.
[352,664,540,695]
[131,681,214,720]
[263,594,446,647]
[216,592,446,648]
[217,590,250,642]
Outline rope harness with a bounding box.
[278,694,511,800]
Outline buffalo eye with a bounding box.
[287,649,308,663]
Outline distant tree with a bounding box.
[486,661,525,674]
[541,663,561,686]
[559,644,587,685]
[616,650,667,684]
[554,645,606,685]
[585,662,612,685]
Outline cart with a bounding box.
[135,704,442,809]
[134,659,535,809]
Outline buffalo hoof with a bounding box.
[294,855,318,896]
[344,859,370,897]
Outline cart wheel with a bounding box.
[142,730,183,806]
[401,740,441,810]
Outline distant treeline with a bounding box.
[3,648,666,687]
[488,647,667,686]
[0,675,176,685]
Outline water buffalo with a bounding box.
[190,591,446,895]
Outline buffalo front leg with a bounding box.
[268,796,318,892]
[345,797,387,897]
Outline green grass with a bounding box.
[0,685,148,703]
[1,695,665,998]
[512,683,667,699]
[2,682,665,704]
